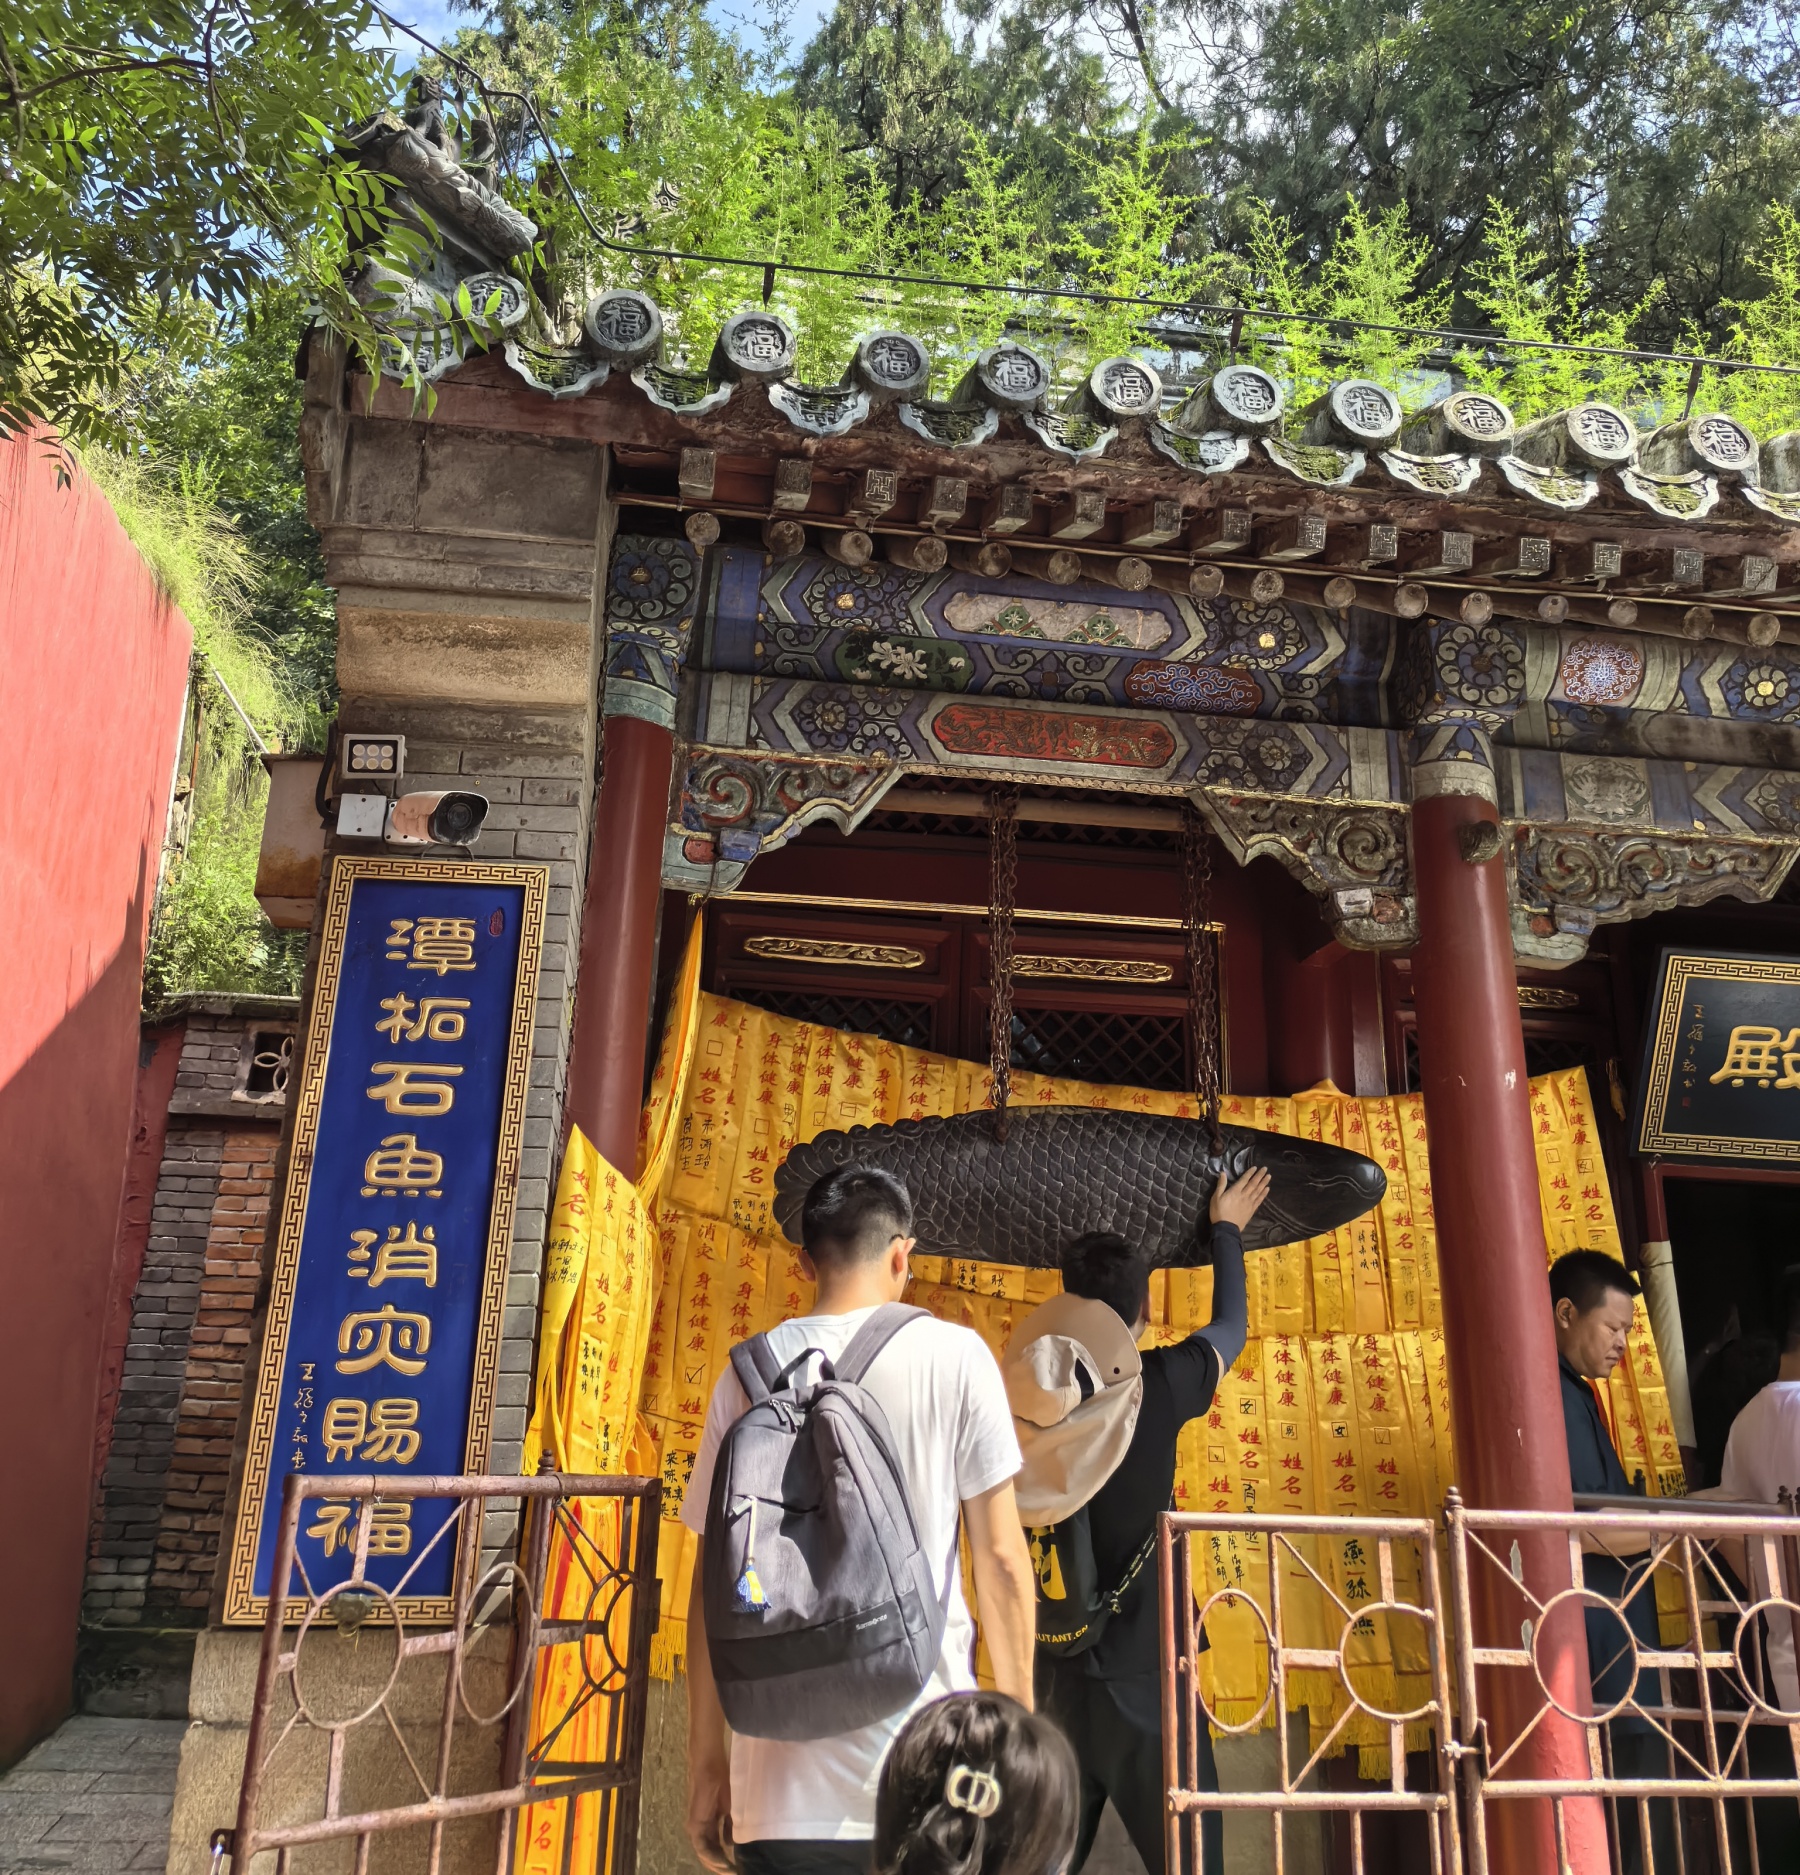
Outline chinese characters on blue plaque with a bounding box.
[1633,948,1800,1167]
[227,859,544,1621]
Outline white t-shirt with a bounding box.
[1720,1379,1800,1709]
[682,1305,1020,1842]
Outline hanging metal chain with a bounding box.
[987,786,1020,1129]
[1182,801,1226,1151]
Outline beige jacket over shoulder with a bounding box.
[1002,1291,1143,1524]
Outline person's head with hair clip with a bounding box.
[874,1692,1078,1875]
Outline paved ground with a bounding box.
[0,1717,184,1875]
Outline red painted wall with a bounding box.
[0,432,192,1763]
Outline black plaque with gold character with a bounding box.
[1633,948,1800,1165]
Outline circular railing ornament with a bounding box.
[576,1560,638,1698]
[454,1560,539,1726]
[1530,1587,1642,1725]
[583,289,664,367]
[1189,1588,1279,1736]
[291,1579,406,1730]
[1334,1602,1442,1725]
[1734,1599,1800,1719]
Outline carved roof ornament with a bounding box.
[632,362,733,415]
[1402,390,1516,457]
[1198,793,1415,949]
[583,289,664,367]
[1261,439,1365,487]
[1641,413,1761,484]
[1148,426,1252,476]
[504,338,611,399]
[459,271,531,332]
[1377,450,1484,497]
[348,109,538,267]
[1744,432,1800,518]
[1618,465,1721,520]
[1764,433,1800,492]
[1511,826,1795,962]
[1170,364,1286,437]
[769,381,872,436]
[959,343,1053,413]
[1743,486,1800,523]
[376,305,466,384]
[1021,410,1118,459]
[1298,379,1403,449]
[1494,455,1601,509]
[1071,356,1164,422]
[852,331,932,404]
[1511,403,1638,472]
[712,311,799,384]
[897,401,1001,448]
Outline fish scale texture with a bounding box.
[773,1107,1386,1267]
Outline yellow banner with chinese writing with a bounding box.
[525,976,1679,1790]
[512,920,702,1875]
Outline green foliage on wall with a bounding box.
[80,447,313,1007]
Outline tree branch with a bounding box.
[1,52,208,110]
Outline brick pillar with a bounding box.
[83,1127,221,1626]
[149,1129,277,1615]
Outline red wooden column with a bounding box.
[1411,787,1607,1875]
[564,713,675,1173]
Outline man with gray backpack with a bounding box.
[683,1165,1035,1875]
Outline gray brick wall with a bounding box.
[83,1126,223,1625]
[166,1003,297,1118]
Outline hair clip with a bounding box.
[944,1765,1002,1819]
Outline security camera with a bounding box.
[387,790,490,846]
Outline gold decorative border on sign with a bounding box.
[744,935,926,970]
[224,857,547,1626]
[1635,950,1800,1165]
[1012,954,1174,984]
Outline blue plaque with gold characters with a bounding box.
[1633,948,1800,1167]
[225,858,545,1622]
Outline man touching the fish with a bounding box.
[1001,1166,1271,1875]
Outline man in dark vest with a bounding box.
[1550,1249,1671,1875]
[1006,1166,1268,1875]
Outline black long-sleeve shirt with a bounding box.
[1076,1221,1247,1680]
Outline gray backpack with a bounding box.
[701,1304,947,1740]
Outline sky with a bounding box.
[365,0,839,70]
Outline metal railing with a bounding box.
[215,1472,661,1875]
[1160,1494,1800,1875]
[1447,1490,1800,1875]
[1157,1510,1463,1875]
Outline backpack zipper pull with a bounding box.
[735,1498,769,1614]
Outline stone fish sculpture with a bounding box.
[773,1107,1386,1266]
